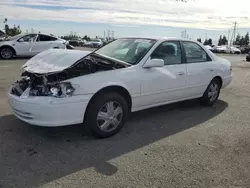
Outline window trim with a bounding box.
[149,40,184,66]
[180,41,212,64]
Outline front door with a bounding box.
[181,41,217,97]
[14,34,38,56]
[138,41,187,108]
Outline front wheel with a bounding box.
[84,92,129,138]
[0,47,14,59]
[200,78,221,106]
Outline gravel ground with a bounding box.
[0,51,250,188]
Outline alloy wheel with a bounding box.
[1,48,13,59]
[208,83,219,102]
[97,101,123,132]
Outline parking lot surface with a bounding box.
[0,51,250,188]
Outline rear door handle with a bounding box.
[209,68,214,71]
[178,72,185,76]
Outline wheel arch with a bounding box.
[84,85,132,119]
[213,75,223,88]
[0,45,17,56]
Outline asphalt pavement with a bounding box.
[0,52,250,188]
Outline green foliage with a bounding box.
[197,38,202,43]
[218,35,228,45]
[83,35,91,41]
[3,18,21,36]
[3,17,22,37]
[203,38,212,45]
[233,33,249,46]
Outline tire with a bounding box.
[200,78,221,106]
[84,92,129,138]
[0,47,14,59]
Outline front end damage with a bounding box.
[10,53,127,98]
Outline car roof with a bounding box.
[21,33,58,37]
[119,36,194,42]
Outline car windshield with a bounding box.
[95,38,156,65]
[92,39,100,42]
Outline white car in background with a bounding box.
[0,33,67,59]
[226,46,241,54]
[213,45,227,53]
[90,39,103,48]
[8,37,232,138]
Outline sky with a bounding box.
[0,0,250,42]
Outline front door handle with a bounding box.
[178,72,185,76]
[209,68,214,72]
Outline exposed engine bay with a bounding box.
[11,54,127,97]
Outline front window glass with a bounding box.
[151,41,182,65]
[95,38,156,65]
[19,34,37,42]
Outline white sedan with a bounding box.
[0,33,67,59]
[8,37,232,138]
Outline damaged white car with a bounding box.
[8,37,232,138]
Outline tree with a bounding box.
[203,39,208,45]
[240,36,245,46]
[234,34,241,45]
[3,18,21,36]
[197,38,202,43]
[83,35,90,41]
[222,35,228,45]
[218,35,227,45]
[244,32,249,46]
[208,38,212,45]
[218,35,222,46]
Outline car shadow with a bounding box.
[0,57,30,61]
[0,99,228,188]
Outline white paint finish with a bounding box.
[8,87,92,126]
[22,49,92,74]
[14,40,35,56]
[139,64,187,107]
[8,37,233,127]
[0,33,66,57]
[185,61,219,96]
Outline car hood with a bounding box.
[22,49,92,74]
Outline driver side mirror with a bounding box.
[18,38,24,42]
[143,58,164,68]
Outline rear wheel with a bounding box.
[0,47,14,59]
[84,92,129,138]
[200,78,221,106]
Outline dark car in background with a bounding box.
[246,52,250,61]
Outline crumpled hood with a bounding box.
[22,49,92,74]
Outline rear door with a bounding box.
[30,34,59,54]
[181,41,217,97]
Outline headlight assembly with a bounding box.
[30,82,76,97]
